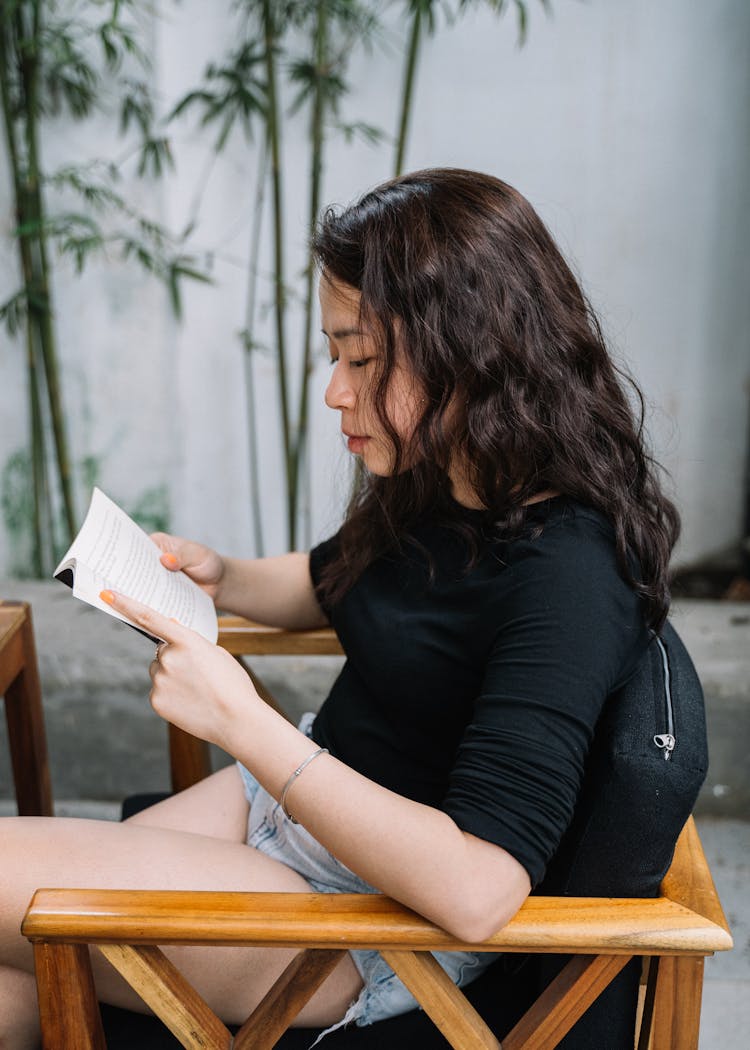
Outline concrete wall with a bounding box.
[1,0,749,570]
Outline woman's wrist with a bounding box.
[211,555,236,611]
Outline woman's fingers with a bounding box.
[150,532,183,571]
[101,589,253,748]
[100,590,193,646]
[150,534,224,594]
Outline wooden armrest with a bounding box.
[217,616,343,656]
[22,885,732,957]
[22,818,732,1050]
[662,816,732,933]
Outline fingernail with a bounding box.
[100,590,115,605]
[164,553,178,568]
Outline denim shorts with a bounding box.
[236,714,499,1036]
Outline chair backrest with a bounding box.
[540,620,708,900]
[499,621,710,1050]
[300,620,712,1050]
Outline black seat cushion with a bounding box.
[106,621,707,1049]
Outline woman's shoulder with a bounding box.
[484,496,641,617]
[501,496,619,562]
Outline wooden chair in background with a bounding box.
[20,617,733,1050]
[0,600,53,816]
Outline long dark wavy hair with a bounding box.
[312,168,679,630]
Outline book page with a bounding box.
[54,488,218,643]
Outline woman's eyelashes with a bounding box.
[327,355,372,369]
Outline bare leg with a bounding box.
[0,967,38,1050]
[1,766,362,1048]
[123,763,250,839]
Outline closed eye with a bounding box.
[327,356,372,369]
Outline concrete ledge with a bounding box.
[1,581,748,815]
[668,601,750,817]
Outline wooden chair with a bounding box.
[0,600,53,816]
[21,618,734,1050]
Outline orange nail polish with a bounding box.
[100,589,115,605]
[164,553,178,568]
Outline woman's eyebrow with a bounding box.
[321,326,365,339]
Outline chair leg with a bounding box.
[33,942,106,1050]
[168,723,212,792]
[166,658,293,793]
[234,948,345,1049]
[502,953,633,1050]
[4,610,53,816]
[649,955,704,1050]
[98,943,232,1049]
[380,949,500,1050]
[636,956,659,1050]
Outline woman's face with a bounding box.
[320,275,424,477]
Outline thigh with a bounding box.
[124,763,249,842]
[2,815,362,1027]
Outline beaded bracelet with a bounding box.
[279,747,329,823]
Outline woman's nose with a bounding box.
[325,363,356,411]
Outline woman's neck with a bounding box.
[448,465,559,510]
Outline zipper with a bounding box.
[653,635,676,760]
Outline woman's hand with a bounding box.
[150,532,226,603]
[101,589,256,751]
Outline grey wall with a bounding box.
[1,0,749,570]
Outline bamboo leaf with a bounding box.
[0,289,27,336]
[137,215,167,245]
[98,19,148,71]
[165,256,213,319]
[119,78,153,135]
[45,166,128,212]
[288,60,348,118]
[99,24,121,70]
[169,88,216,120]
[41,22,100,118]
[136,136,174,178]
[238,328,268,355]
[172,260,213,285]
[168,41,268,146]
[59,232,106,273]
[514,0,528,45]
[14,211,101,239]
[335,119,385,145]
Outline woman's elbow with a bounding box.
[439,881,531,944]
[438,849,532,943]
[441,902,519,945]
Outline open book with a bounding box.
[54,488,218,644]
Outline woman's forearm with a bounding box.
[215,552,329,630]
[231,699,531,943]
[101,586,529,943]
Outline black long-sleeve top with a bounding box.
[309,497,649,886]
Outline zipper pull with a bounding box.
[653,733,676,760]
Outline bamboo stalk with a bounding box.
[394,6,423,177]
[27,317,46,576]
[260,0,294,548]
[0,10,45,574]
[295,0,329,547]
[17,1,77,543]
[243,135,270,558]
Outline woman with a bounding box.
[0,169,681,1047]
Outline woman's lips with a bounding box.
[346,435,370,454]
